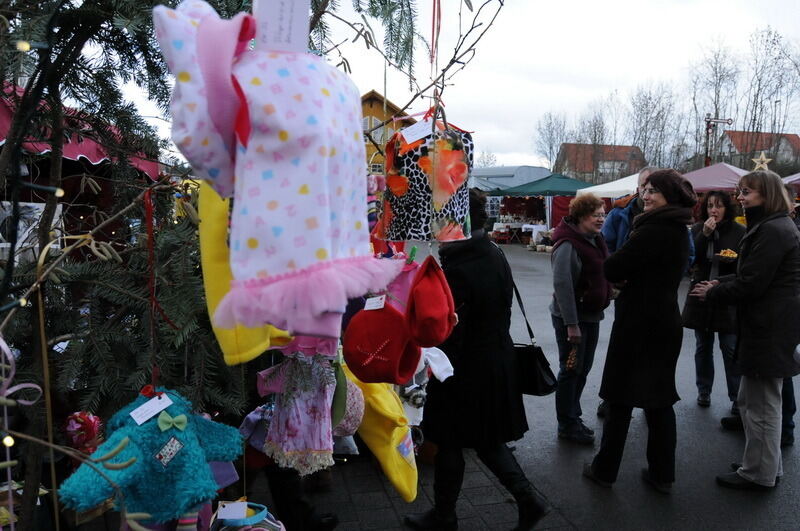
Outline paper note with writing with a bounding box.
[364,295,386,311]
[253,0,311,53]
[129,394,173,425]
[401,118,434,144]
[217,501,248,519]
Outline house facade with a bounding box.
[554,143,646,184]
[717,130,800,170]
[361,90,416,175]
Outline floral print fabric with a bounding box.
[376,128,473,242]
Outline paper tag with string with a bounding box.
[253,0,311,52]
[130,394,173,425]
[364,295,386,311]
[217,501,248,519]
[401,118,434,144]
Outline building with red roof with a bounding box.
[554,143,646,184]
[718,130,800,169]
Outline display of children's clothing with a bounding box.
[154,0,401,338]
[376,127,473,242]
[60,388,242,524]
[257,337,338,476]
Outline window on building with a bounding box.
[370,163,384,174]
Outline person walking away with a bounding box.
[405,189,550,531]
[682,191,745,411]
[692,171,800,490]
[582,170,697,494]
[550,194,612,445]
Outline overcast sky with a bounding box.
[139,0,800,167]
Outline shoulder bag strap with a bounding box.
[511,279,537,344]
[492,242,537,344]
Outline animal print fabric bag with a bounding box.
[375,127,473,242]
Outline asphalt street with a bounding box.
[291,243,799,531]
[503,244,799,531]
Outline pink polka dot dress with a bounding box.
[154,0,401,338]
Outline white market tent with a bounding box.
[784,173,800,188]
[576,173,639,198]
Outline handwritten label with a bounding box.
[217,501,248,520]
[364,295,386,311]
[400,118,434,144]
[253,0,311,53]
[129,394,173,425]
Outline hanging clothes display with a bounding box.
[376,125,473,242]
[154,0,401,338]
[59,388,242,524]
[257,337,338,476]
[198,181,292,365]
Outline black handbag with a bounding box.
[511,279,557,396]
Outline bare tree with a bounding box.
[688,41,741,164]
[627,82,677,168]
[740,29,797,147]
[573,103,608,183]
[534,111,568,170]
[475,150,498,168]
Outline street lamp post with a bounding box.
[704,113,733,167]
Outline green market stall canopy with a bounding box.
[487,173,592,197]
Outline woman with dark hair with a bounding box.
[583,169,696,494]
[550,193,611,445]
[405,188,550,530]
[682,191,745,412]
[691,170,800,490]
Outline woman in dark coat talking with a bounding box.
[583,169,697,494]
[406,189,549,531]
[691,170,800,490]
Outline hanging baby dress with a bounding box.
[376,124,474,242]
[154,0,401,338]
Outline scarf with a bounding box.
[744,205,766,232]
[632,205,693,230]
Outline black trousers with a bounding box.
[591,403,676,484]
[434,443,531,511]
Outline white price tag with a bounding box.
[400,118,434,144]
[129,394,173,425]
[253,0,311,53]
[217,501,248,520]
[364,295,386,311]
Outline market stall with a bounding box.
[683,162,748,193]
[488,173,592,229]
[576,172,640,198]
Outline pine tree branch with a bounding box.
[0,181,173,333]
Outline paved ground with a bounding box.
[303,245,799,530]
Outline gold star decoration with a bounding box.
[752,151,772,171]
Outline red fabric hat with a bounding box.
[343,304,422,384]
[404,255,457,347]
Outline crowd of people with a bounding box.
[405,168,800,530]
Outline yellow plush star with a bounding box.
[752,151,772,171]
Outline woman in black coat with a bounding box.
[682,191,745,411]
[691,170,800,490]
[406,189,549,531]
[583,169,696,494]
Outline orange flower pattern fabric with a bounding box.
[377,128,472,242]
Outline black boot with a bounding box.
[512,489,551,531]
[406,446,463,530]
[404,509,458,530]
